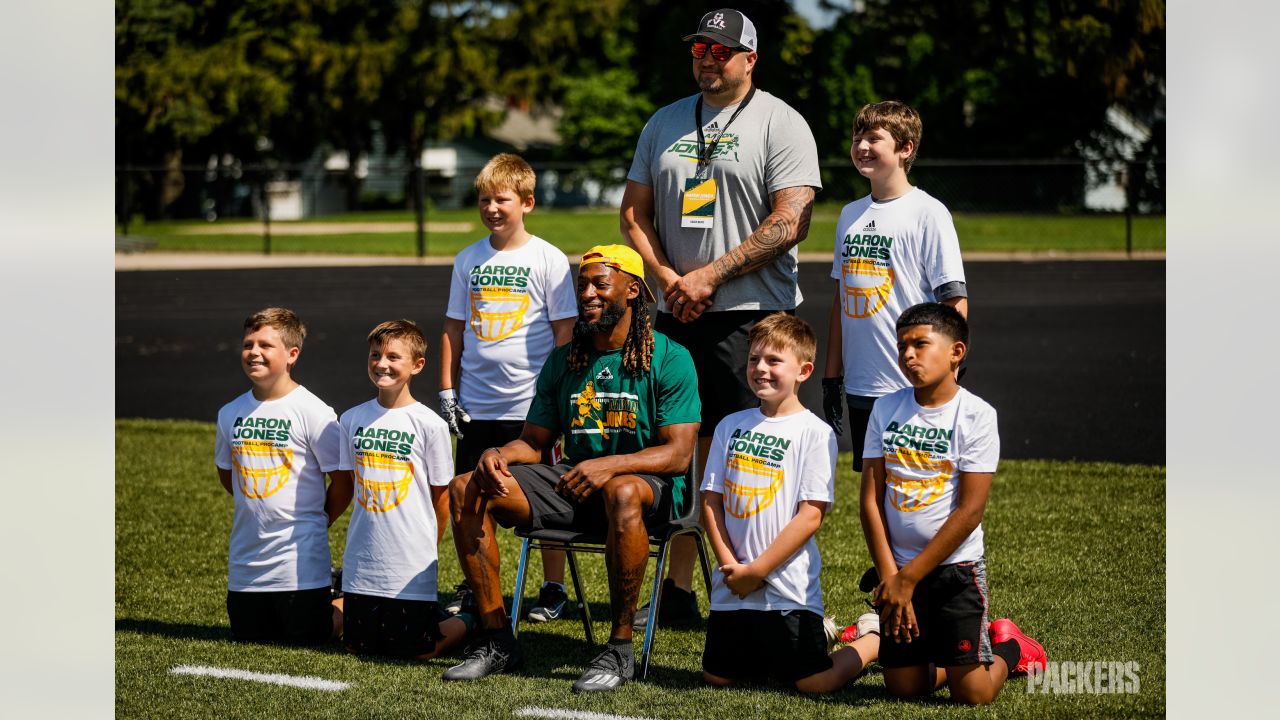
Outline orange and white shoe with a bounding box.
[989,618,1047,675]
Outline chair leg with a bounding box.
[565,549,593,646]
[694,530,714,598]
[510,537,532,637]
[638,539,671,680]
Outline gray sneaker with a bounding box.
[527,582,569,623]
[441,629,523,681]
[571,642,634,693]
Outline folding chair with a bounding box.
[508,491,713,679]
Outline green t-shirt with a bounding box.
[526,331,701,514]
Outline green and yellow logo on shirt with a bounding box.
[570,381,639,440]
[840,232,896,319]
[722,429,791,518]
[469,264,532,341]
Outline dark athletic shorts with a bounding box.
[846,394,877,473]
[878,558,993,669]
[226,586,333,646]
[499,463,674,533]
[455,419,526,475]
[342,592,448,658]
[703,609,834,684]
[656,309,791,437]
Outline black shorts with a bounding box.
[455,419,526,475]
[656,309,791,437]
[499,463,674,533]
[226,587,333,646]
[342,592,449,658]
[878,559,993,669]
[846,394,877,472]
[703,609,834,684]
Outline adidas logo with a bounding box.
[863,220,877,232]
[596,367,614,381]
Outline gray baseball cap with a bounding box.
[682,9,758,52]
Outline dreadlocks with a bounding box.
[567,286,654,376]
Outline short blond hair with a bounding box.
[244,307,306,349]
[854,100,923,173]
[474,153,536,200]
[747,313,816,364]
[367,319,427,361]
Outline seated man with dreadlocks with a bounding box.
[443,244,701,693]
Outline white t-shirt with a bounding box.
[337,399,454,601]
[445,235,577,420]
[214,385,342,592]
[830,188,966,397]
[701,408,837,614]
[863,387,999,567]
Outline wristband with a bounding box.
[439,388,457,401]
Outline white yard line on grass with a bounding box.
[516,707,667,720]
[169,664,351,692]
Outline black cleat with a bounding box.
[633,578,700,630]
[572,643,634,693]
[444,582,475,616]
[441,629,523,681]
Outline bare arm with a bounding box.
[620,180,682,296]
[858,458,898,581]
[217,467,233,495]
[555,422,700,501]
[701,490,739,567]
[440,318,465,390]
[667,185,816,321]
[470,421,559,497]
[551,318,574,346]
[324,470,354,527]
[942,296,969,319]
[825,286,844,378]
[431,485,450,544]
[895,471,991,584]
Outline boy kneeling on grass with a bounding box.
[860,302,1046,705]
[336,320,473,659]
[700,313,881,693]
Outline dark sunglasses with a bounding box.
[690,41,740,62]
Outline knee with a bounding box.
[884,671,929,699]
[448,472,471,504]
[702,671,734,687]
[949,684,996,706]
[602,477,647,522]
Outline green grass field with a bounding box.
[117,419,1165,718]
[122,206,1165,257]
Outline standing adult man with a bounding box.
[443,245,701,693]
[620,8,821,627]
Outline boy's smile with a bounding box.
[367,338,424,393]
[241,326,298,384]
[851,127,910,182]
[478,188,532,237]
[746,342,812,407]
[896,324,963,391]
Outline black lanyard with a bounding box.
[694,85,756,176]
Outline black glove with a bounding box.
[821,376,845,437]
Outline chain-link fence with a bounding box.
[116,156,1164,256]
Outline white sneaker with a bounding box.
[827,611,881,652]
[822,616,842,653]
[852,611,880,640]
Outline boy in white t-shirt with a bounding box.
[861,303,1045,705]
[822,101,970,474]
[338,320,473,659]
[439,153,578,623]
[214,307,353,645]
[700,313,881,693]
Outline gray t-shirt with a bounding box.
[627,89,822,312]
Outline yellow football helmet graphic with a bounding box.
[841,258,896,319]
[722,454,785,518]
[355,451,414,513]
[884,447,953,512]
[470,287,530,341]
[232,440,293,499]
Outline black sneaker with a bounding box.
[441,629,523,681]
[571,642,634,693]
[527,582,569,623]
[445,582,474,616]
[632,578,700,630]
[330,566,343,600]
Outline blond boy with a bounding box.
[439,153,577,621]
[700,313,880,693]
[337,320,472,658]
[214,307,352,645]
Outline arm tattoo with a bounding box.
[711,186,815,284]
